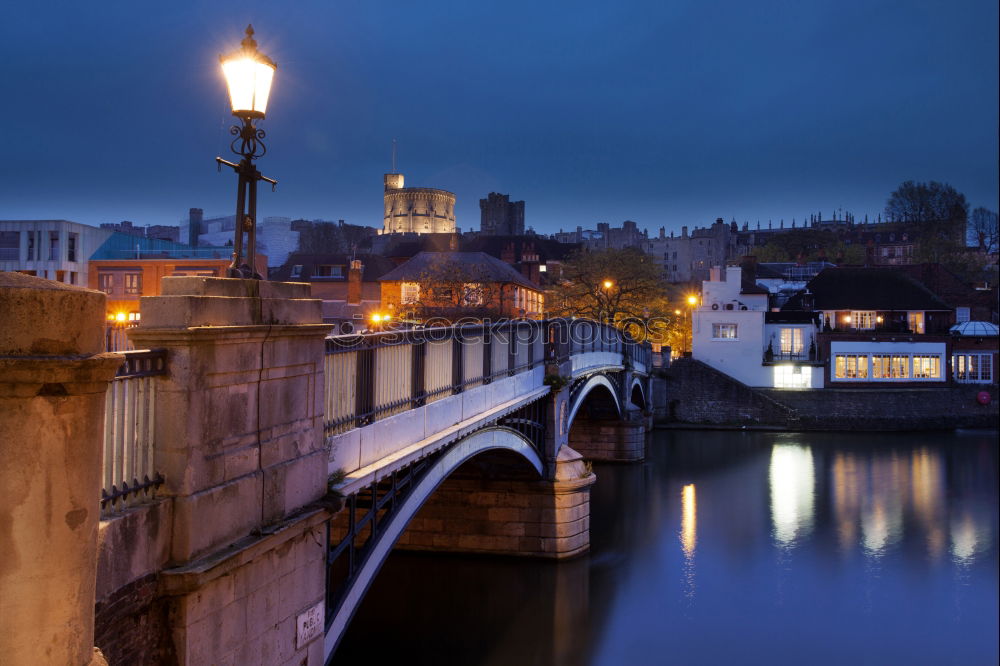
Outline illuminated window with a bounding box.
[401,282,420,304]
[773,364,810,388]
[124,273,142,295]
[907,312,925,334]
[871,354,891,379]
[98,273,115,294]
[780,328,803,354]
[834,354,868,379]
[461,283,484,306]
[890,355,909,378]
[850,311,876,330]
[712,323,737,339]
[954,353,993,383]
[912,355,940,379]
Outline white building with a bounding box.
[692,265,824,388]
[0,220,111,286]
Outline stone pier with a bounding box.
[122,277,333,665]
[568,413,647,462]
[0,273,120,666]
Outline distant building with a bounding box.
[479,193,524,236]
[99,220,180,243]
[88,233,255,321]
[0,219,112,286]
[381,172,456,235]
[379,251,544,321]
[643,218,740,283]
[555,220,646,251]
[191,212,300,267]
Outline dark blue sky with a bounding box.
[1,1,996,236]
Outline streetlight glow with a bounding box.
[687,295,698,306]
[603,280,613,289]
[220,26,276,118]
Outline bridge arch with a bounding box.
[325,427,544,660]
[629,379,646,411]
[567,374,622,434]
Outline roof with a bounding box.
[378,251,538,290]
[765,311,821,324]
[270,253,396,282]
[783,267,951,311]
[462,235,580,262]
[90,232,228,260]
[950,321,999,337]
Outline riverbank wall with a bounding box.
[662,358,998,431]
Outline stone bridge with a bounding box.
[1,275,651,666]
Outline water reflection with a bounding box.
[768,444,815,548]
[679,484,696,598]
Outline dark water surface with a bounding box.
[333,430,998,666]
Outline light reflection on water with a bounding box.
[334,430,999,666]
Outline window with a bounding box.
[49,232,60,261]
[124,273,142,295]
[462,283,484,306]
[67,233,78,262]
[850,311,876,330]
[890,355,909,378]
[0,231,18,260]
[314,265,343,278]
[712,323,738,340]
[954,353,993,383]
[907,312,925,334]
[290,265,303,278]
[401,282,420,304]
[27,233,36,261]
[780,328,803,355]
[98,273,115,294]
[912,355,940,379]
[773,364,811,388]
[956,307,970,323]
[834,354,869,379]
[871,354,891,379]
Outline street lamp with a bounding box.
[686,294,698,306]
[217,25,278,279]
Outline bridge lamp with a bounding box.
[686,295,698,306]
[216,25,278,279]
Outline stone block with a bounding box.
[262,450,327,523]
[95,499,173,602]
[423,395,464,439]
[462,384,488,420]
[170,473,263,562]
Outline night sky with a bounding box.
[1,1,996,236]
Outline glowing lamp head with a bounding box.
[687,295,698,306]
[220,25,276,119]
[843,315,852,323]
[370,313,382,323]
[602,280,613,289]
[674,309,682,315]
[876,316,883,323]
[115,312,127,323]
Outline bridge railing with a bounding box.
[101,349,167,516]
[324,321,545,436]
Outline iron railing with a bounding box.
[101,349,167,516]
[324,321,546,436]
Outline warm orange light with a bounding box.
[687,295,698,306]
[602,280,613,289]
[876,316,883,323]
[674,309,682,315]
[115,312,127,323]
[370,313,382,323]
[843,315,852,323]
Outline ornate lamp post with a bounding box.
[216,25,278,278]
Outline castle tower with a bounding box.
[381,172,456,235]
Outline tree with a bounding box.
[546,248,688,348]
[392,256,509,323]
[885,181,969,261]
[969,207,998,253]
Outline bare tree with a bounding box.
[398,257,508,323]
[885,181,969,261]
[969,207,998,253]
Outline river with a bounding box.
[332,429,998,665]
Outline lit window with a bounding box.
[834,354,869,379]
[401,282,420,304]
[907,312,925,334]
[124,273,142,295]
[462,283,484,306]
[773,364,810,388]
[780,328,803,355]
[850,311,876,330]
[712,323,738,340]
[953,353,993,383]
[890,355,909,378]
[871,354,891,379]
[912,355,940,379]
[98,273,115,294]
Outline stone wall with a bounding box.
[663,358,798,426]
[568,415,646,462]
[663,357,999,430]
[94,574,174,665]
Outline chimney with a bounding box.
[709,266,722,282]
[501,242,516,264]
[347,259,363,305]
[682,226,688,238]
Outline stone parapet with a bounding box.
[0,272,120,666]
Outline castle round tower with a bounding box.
[382,173,456,235]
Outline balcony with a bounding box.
[762,348,823,366]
